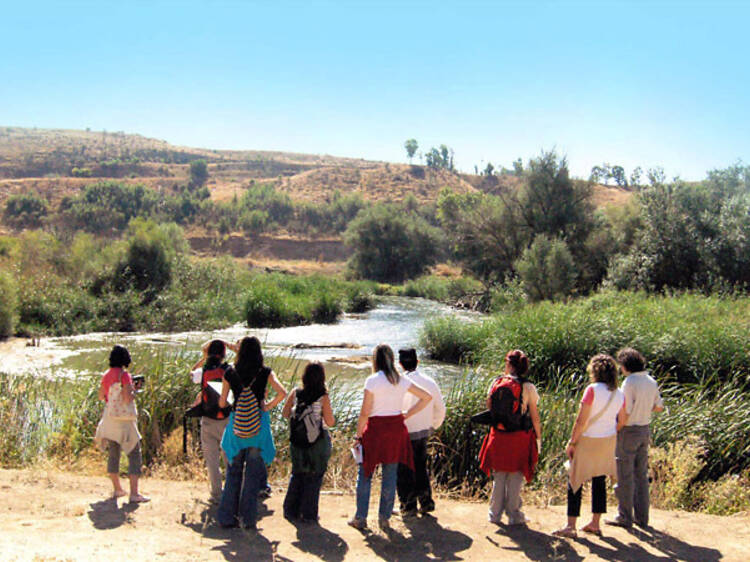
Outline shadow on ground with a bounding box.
[88,497,140,530]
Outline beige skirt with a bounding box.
[568,434,617,493]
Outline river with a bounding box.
[4,297,477,388]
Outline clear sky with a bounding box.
[2,0,748,180]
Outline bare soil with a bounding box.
[1,468,747,561]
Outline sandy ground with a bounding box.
[1,468,748,561]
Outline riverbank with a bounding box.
[2,467,748,561]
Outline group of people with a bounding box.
[93,338,662,537]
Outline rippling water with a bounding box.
[13,297,479,387]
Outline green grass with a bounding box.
[421,290,750,384]
[244,273,377,328]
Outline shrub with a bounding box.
[515,235,577,301]
[3,192,48,228]
[345,204,443,283]
[312,292,343,324]
[189,159,208,186]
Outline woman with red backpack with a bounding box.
[478,349,541,525]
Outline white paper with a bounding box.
[351,443,363,464]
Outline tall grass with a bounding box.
[422,290,750,384]
[244,273,377,327]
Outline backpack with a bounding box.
[233,383,261,439]
[489,375,532,432]
[185,363,232,420]
[289,389,322,449]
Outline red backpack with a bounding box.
[199,364,232,420]
[489,375,532,432]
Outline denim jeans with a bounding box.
[217,447,266,527]
[355,462,398,521]
[283,472,325,521]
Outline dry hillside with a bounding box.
[0,127,632,265]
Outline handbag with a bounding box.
[107,369,138,421]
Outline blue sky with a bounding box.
[1,1,748,180]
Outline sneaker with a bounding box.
[347,517,368,530]
[605,517,632,529]
[401,508,418,519]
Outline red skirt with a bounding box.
[361,414,414,477]
[478,428,538,483]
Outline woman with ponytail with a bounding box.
[478,349,541,525]
[348,344,432,531]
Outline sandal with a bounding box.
[552,527,577,539]
[129,494,151,503]
[581,525,602,537]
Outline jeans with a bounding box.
[397,437,434,512]
[283,472,325,521]
[615,425,651,526]
[107,441,142,475]
[355,462,398,521]
[568,475,607,517]
[217,447,266,527]
[488,471,525,524]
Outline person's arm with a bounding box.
[226,340,240,353]
[566,401,592,460]
[218,379,231,409]
[404,382,432,420]
[356,390,374,439]
[98,378,107,401]
[432,386,446,430]
[263,371,287,411]
[616,401,629,431]
[528,398,542,441]
[321,394,336,427]
[190,390,202,408]
[281,388,296,419]
[653,388,665,413]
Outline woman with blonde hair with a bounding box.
[348,344,432,531]
[553,354,626,538]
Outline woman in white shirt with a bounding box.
[553,354,627,538]
[348,344,432,531]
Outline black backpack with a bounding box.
[289,390,323,449]
[489,375,532,432]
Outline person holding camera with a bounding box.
[94,345,149,503]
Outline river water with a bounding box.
[10,297,477,388]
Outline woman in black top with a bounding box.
[217,336,287,529]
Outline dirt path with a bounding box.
[1,468,747,561]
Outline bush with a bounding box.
[515,235,576,301]
[0,272,18,337]
[189,159,208,186]
[3,193,48,228]
[312,292,343,323]
[345,204,443,283]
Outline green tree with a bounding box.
[189,159,209,187]
[344,204,443,283]
[515,235,577,301]
[404,139,418,163]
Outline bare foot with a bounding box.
[113,489,127,498]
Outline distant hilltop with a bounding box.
[0,126,629,209]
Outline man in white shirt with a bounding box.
[608,347,664,529]
[396,348,446,516]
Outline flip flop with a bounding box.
[129,494,151,503]
[552,527,577,539]
[581,525,603,537]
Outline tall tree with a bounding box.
[404,139,418,163]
